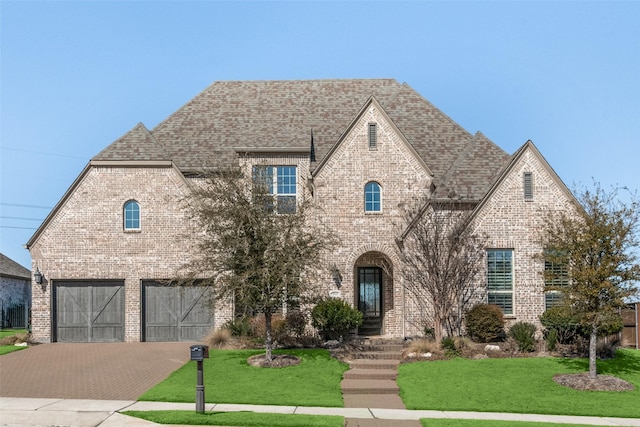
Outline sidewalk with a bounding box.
[1,397,639,427]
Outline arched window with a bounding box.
[364,182,381,212]
[124,200,140,230]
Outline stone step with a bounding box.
[349,359,400,370]
[341,379,399,394]
[355,351,403,360]
[343,368,397,380]
[344,418,422,427]
[342,394,407,410]
[362,344,404,352]
[359,337,404,346]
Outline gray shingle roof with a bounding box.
[93,79,510,200]
[0,253,30,279]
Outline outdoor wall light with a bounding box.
[34,267,43,285]
[331,264,342,287]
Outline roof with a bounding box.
[0,253,30,279]
[93,79,511,200]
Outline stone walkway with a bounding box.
[341,337,421,427]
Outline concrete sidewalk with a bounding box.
[1,398,639,427]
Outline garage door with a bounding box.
[54,281,125,342]
[142,282,213,342]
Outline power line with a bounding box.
[0,203,53,209]
[1,146,86,160]
[0,216,44,221]
[0,225,38,230]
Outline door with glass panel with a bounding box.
[357,267,382,335]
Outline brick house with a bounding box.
[0,253,31,329]
[26,79,576,343]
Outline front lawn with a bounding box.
[124,410,343,427]
[139,348,348,407]
[0,329,29,355]
[398,349,640,418]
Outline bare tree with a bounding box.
[540,183,639,378]
[180,165,336,361]
[397,199,486,342]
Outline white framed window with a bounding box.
[364,181,381,212]
[487,249,513,315]
[124,200,140,231]
[252,165,297,214]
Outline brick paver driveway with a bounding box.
[0,342,191,400]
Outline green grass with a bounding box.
[124,410,343,427]
[420,420,614,427]
[0,329,28,355]
[398,349,640,418]
[139,348,348,407]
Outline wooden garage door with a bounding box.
[55,281,124,342]
[143,282,213,342]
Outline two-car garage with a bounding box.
[52,281,213,342]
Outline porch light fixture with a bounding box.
[331,264,342,287]
[34,267,43,285]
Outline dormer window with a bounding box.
[368,123,377,150]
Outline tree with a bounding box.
[396,199,487,342]
[180,165,336,361]
[540,183,640,378]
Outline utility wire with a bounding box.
[0,203,53,209]
[0,216,44,221]
[0,225,38,230]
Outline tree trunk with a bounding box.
[589,325,598,379]
[265,310,273,362]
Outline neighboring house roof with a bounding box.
[0,253,30,280]
[93,79,510,200]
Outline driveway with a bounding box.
[0,342,192,400]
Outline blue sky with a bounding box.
[1,1,639,269]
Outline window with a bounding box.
[364,181,381,212]
[544,250,569,310]
[523,172,533,201]
[252,165,297,214]
[368,123,377,149]
[487,249,513,315]
[124,200,140,230]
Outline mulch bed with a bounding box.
[553,373,634,391]
[247,353,301,368]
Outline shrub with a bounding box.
[464,304,505,342]
[285,309,308,337]
[539,306,582,344]
[545,328,558,351]
[403,338,440,358]
[223,317,253,337]
[311,298,363,341]
[508,321,537,352]
[205,327,231,348]
[250,313,287,342]
[423,326,435,340]
[441,336,460,357]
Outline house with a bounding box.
[0,253,31,329]
[26,79,576,343]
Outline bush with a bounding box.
[539,306,582,344]
[464,304,505,342]
[250,313,287,342]
[311,298,363,341]
[508,322,537,352]
[285,309,308,337]
[403,338,440,358]
[441,336,460,357]
[223,317,253,337]
[545,328,558,351]
[205,327,231,348]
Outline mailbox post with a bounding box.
[190,345,209,413]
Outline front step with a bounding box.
[349,359,400,370]
[355,351,402,360]
[341,379,399,394]
[343,369,397,380]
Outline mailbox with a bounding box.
[190,345,209,361]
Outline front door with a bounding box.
[358,267,382,335]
